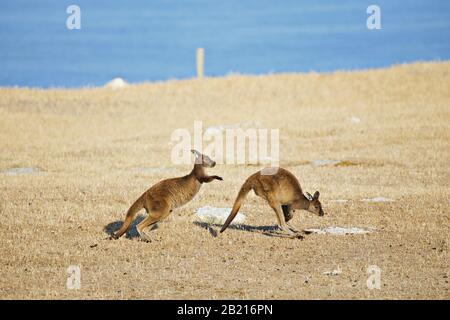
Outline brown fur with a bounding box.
[220,167,324,237]
[112,150,222,241]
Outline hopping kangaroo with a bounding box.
[220,167,324,237]
[112,150,223,241]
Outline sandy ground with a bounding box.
[0,62,449,299]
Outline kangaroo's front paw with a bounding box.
[215,176,223,181]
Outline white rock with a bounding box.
[311,159,339,166]
[323,266,342,276]
[329,199,348,203]
[304,226,375,235]
[194,206,245,225]
[3,167,42,175]
[347,116,361,124]
[105,77,128,89]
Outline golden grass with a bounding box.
[0,61,449,299]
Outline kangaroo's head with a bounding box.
[305,191,325,216]
[191,149,216,168]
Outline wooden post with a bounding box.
[196,48,204,79]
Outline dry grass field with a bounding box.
[0,61,449,299]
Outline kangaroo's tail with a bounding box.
[220,180,252,233]
[112,196,144,239]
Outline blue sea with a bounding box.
[0,0,449,88]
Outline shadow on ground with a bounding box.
[105,218,306,240]
[193,221,296,238]
[104,214,146,239]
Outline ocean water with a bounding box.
[0,0,449,88]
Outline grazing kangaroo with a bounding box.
[220,167,324,238]
[112,150,223,241]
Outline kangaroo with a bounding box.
[112,150,223,241]
[220,167,324,238]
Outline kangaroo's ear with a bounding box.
[314,191,320,199]
[191,149,201,158]
[306,192,313,200]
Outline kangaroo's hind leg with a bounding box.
[136,202,170,242]
[136,214,160,242]
[267,199,300,238]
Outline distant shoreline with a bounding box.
[0,60,450,91]
[0,60,448,90]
